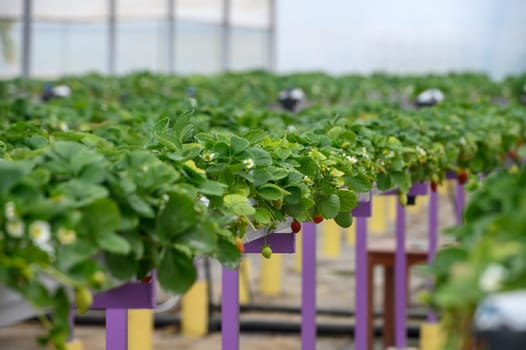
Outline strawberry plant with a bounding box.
[426,164,526,350]
[0,71,525,348]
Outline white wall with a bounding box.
[276,0,526,78]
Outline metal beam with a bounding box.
[108,0,116,75]
[167,0,175,73]
[268,0,277,72]
[221,0,231,72]
[21,0,32,78]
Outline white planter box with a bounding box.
[0,284,37,328]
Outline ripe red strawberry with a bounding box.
[141,275,152,283]
[313,215,324,224]
[430,181,438,192]
[507,150,518,160]
[291,219,301,233]
[235,237,244,254]
[457,170,468,185]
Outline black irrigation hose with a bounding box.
[208,317,421,338]
[211,303,428,319]
[70,311,421,339]
[73,313,181,328]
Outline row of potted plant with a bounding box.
[0,72,525,348]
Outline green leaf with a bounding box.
[216,237,241,270]
[231,136,250,154]
[336,189,358,212]
[82,198,121,235]
[0,160,25,193]
[392,171,411,193]
[127,194,154,218]
[176,222,217,253]
[334,211,353,228]
[347,174,371,193]
[432,247,468,276]
[97,233,131,255]
[223,194,256,216]
[253,168,272,187]
[157,192,197,241]
[253,207,272,224]
[376,173,393,191]
[247,146,272,167]
[104,252,137,281]
[257,184,289,201]
[318,194,340,218]
[199,180,226,197]
[58,180,109,207]
[158,248,197,294]
[284,185,303,205]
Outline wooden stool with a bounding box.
[367,239,428,350]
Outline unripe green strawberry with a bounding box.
[398,192,408,207]
[75,286,93,315]
[261,245,272,259]
[89,271,106,289]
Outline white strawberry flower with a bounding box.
[361,147,370,159]
[5,202,16,220]
[479,264,507,293]
[416,146,426,156]
[287,125,296,132]
[345,155,358,164]
[29,221,51,246]
[243,158,255,169]
[6,220,24,238]
[58,121,69,131]
[202,152,215,162]
[57,227,77,245]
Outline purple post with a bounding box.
[302,222,316,350]
[222,267,239,350]
[106,309,127,350]
[455,182,465,225]
[395,201,406,348]
[355,216,368,350]
[427,190,438,323]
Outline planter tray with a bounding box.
[91,276,156,310]
[243,218,293,244]
[244,233,295,254]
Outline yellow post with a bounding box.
[387,195,396,222]
[294,230,302,272]
[128,309,153,350]
[239,258,251,305]
[66,340,84,350]
[181,280,208,337]
[369,195,387,234]
[322,219,341,258]
[259,254,282,296]
[420,322,445,350]
[346,220,356,245]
